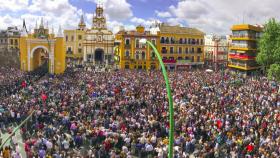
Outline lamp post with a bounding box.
[140,39,174,158]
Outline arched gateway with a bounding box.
[20,19,66,74]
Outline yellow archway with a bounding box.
[31,46,49,71]
[20,23,65,74]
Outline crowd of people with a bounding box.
[0,66,25,98]
[0,67,279,158]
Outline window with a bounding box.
[98,36,102,41]
[67,47,72,54]
[197,48,202,53]
[160,37,165,43]
[162,47,167,54]
[191,48,195,53]
[200,39,204,45]
[125,50,130,57]
[196,39,199,45]
[165,37,169,44]
[125,39,130,45]
[136,39,140,48]
[171,37,175,44]
[66,35,68,42]
[179,38,183,44]
[188,39,191,44]
[142,51,145,60]
[191,56,194,62]
[135,51,139,60]
[10,39,13,45]
[170,47,174,54]
[14,39,18,45]
[197,56,200,62]
[71,36,74,41]
[151,51,155,60]
[78,48,82,53]
[178,57,183,60]
[179,47,182,54]
[192,39,195,44]
[78,35,82,40]
[185,48,188,54]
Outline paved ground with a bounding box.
[1,126,26,158]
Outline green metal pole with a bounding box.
[146,41,174,158]
[0,110,35,149]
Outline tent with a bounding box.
[206,69,213,72]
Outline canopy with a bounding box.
[206,69,214,72]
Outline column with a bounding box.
[83,47,87,63]
[50,44,55,74]
[27,42,31,71]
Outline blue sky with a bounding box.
[0,0,278,34]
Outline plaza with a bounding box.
[0,0,280,158]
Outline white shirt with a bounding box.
[62,140,69,149]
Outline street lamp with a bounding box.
[140,38,174,158]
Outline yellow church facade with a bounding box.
[20,19,66,74]
[64,4,114,66]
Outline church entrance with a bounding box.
[95,48,104,64]
[31,47,50,74]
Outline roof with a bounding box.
[159,24,205,36]
[231,24,263,32]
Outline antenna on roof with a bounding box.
[242,11,245,24]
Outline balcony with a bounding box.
[230,44,256,50]
[163,59,176,64]
[228,62,261,70]
[231,35,257,40]
[122,56,130,60]
[228,54,255,60]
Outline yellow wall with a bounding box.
[20,34,66,74]
[159,32,204,63]
[54,37,66,74]
[116,31,160,70]
[19,36,27,71]
[64,30,85,62]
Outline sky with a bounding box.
[0,0,279,35]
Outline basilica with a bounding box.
[64,3,114,66]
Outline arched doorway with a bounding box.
[95,48,104,64]
[32,48,49,70]
[29,46,53,73]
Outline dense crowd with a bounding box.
[0,67,25,85]
[0,67,279,158]
[0,67,25,98]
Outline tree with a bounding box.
[268,64,280,81]
[257,18,280,81]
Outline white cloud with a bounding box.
[164,0,280,35]
[0,0,29,12]
[130,17,159,27]
[0,14,22,29]
[155,10,172,18]
[90,0,133,21]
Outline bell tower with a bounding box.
[92,0,106,29]
[78,14,86,30]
